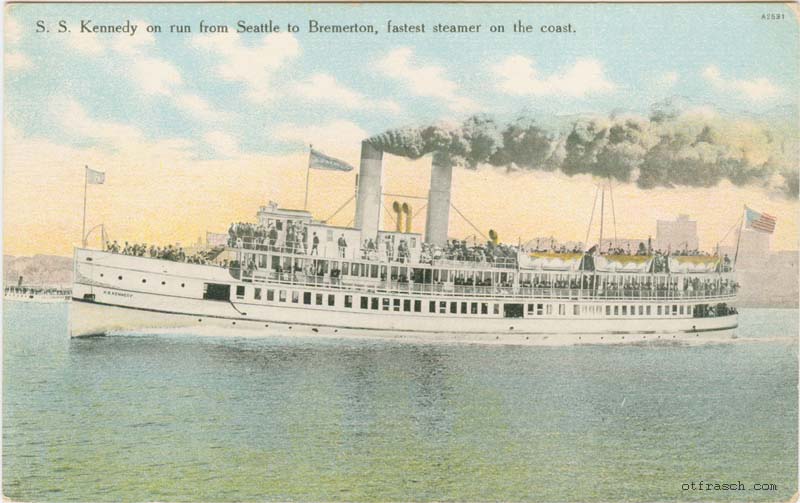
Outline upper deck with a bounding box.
[99,202,737,304]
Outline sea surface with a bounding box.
[3,303,797,502]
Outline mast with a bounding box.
[598,186,605,253]
[304,144,312,211]
[81,166,88,247]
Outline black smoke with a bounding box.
[367,102,798,198]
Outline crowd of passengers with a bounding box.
[228,221,307,253]
[360,238,410,262]
[419,240,519,265]
[225,220,726,267]
[5,286,71,295]
[106,240,223,265]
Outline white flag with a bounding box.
[87,167,105,184]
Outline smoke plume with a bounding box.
[367,99,799,198]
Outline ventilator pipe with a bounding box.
[392,201,403,232]
[402,203,412,233]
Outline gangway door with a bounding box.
[503,303,524,318]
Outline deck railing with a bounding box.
[239,270,737,302]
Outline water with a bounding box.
[3,303,797,502]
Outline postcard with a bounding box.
[3,2,798,502]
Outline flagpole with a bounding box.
[82,165,88,247]
[733,206,746,269]
[304,144,312,211]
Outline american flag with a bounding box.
[745,206,777,234]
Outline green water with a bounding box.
[3,303,797,502]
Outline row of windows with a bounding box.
[234,285,693,318]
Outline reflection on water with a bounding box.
[3,303,798,502]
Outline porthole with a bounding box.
[100,273,104,277]
[161,281,166,285]
[142,279,147,283]
[118,276,123,280]
[181,283,185,288]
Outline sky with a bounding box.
[3,2,799,256]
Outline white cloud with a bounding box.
[377,47,477,113]
[273,120,368,157]
[50,95,198,162]
[6,52,33,72]
[294,73,401,114]
[174,93,228,122]
[657,71,679,88]
[110,28,156,56]
[6,15,23,44]
[65,32,106,55]
[6,16,32,71]
[192,32,300,103]
[702,65,782,101]
[492,55,616,98]
[53,96,145,147]
[203,131,240,158]
[129,56,183,95]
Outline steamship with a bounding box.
[70,142,738,343]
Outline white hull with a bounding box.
[70,249,738,344]
[69,299,736,345]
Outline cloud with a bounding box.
[61,26,229,125]
[203,131,240,158]
[65,32,106,55]
[191,32,300,102]
[273,120,368,157]
[53,96,144,147]
[6,15,23,44]
[294,73,401,114]
[702,65,782,101]
[6,15,32,72]
[492,55,616,98]
[110,28,156,56]
[129,56,183,95]
[6,52,33,72]
[50,95,197,162]
[173,93,229,122]
[377,47,477,113]
[657,71,679,88]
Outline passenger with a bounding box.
[311,232,319,255]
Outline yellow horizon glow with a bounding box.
[3,127,798,257]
